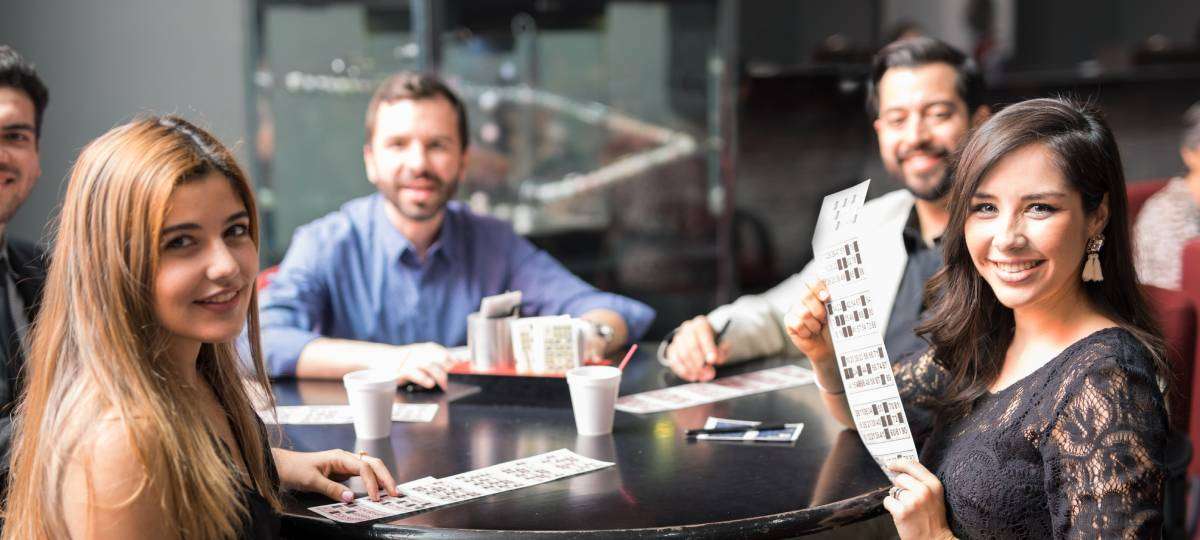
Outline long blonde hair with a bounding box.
[2,116,280,539]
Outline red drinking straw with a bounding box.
[617,344,638,371]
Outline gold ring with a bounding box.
[357,451,369,460]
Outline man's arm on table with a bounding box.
[506,234,654,355]
[294,338,449,388]
[259,230,450,386]
[660,262,818,381]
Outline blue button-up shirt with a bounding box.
[260,194,655,377]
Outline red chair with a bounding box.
[1145,285,1199,539]
[1182,240,1200,470]
[256,265,280,291]
[1128,178,1170,221]
[1169,233,1200,537]
[1145,286,1200,433]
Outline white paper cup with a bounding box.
[343,369,399,439]
[566,365,622,436]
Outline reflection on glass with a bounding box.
[252,1,727,337]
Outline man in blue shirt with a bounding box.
[261,72,655,385]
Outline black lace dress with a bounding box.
[895,327,1168,539]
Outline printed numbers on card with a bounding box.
[819,240,868,287]
[838,345,894,392]
[825,291,879,339]
[852,398,911,444]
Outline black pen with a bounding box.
[685,424,790,437]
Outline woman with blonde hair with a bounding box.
[2,116,397,539]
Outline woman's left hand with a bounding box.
[883,459,955,540]
[272,448,398,503]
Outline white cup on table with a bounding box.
[565,365,622,436]
[343,369,399,439]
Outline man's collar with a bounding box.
[901,207,942,253]
[373,195,460,264]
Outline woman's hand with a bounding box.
[883,459,955,540]
[784,280,835,366]
[272,448,398,503]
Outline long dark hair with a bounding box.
[916,97,1167,418]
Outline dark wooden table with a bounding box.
[275,346,891,539]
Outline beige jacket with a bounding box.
[660,188,916,363]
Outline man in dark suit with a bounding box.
[0,45,48,494]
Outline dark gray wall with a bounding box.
[0,0,250,244]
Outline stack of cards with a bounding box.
[511,316,579,374]
[260,403,439,425]
[615,364,814,414]
[308,449,613,524]
[693,417,803,443]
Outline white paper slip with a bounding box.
[812,179,919,478]
[400,476,491,505]
[387,403,440,423]
[515,448,614,478]
[615,364,815,414]
[308,499,401,524]
[445,466,539,494]
[695,417,804,443]
[308,477,443,524]
[308,450,613,524]
[261,403,439,425]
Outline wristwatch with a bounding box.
[590,321,616,346]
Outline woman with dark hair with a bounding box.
[786,97,1168,538]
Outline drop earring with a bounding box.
[1082,234,1104,282]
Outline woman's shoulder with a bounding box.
[1046,327,1163,415]
[63,414,172,538]
[70,413,158,476]
[1057,327,1156,376]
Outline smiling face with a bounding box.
[0,86,41,225]
[364,96,465,225]
[874,63,975,201]
[965,143,1108,313]
[153,174,258,352]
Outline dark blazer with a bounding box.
[0,237,47,495]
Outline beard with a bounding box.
[892,142,953,202]
[385,171,458,222]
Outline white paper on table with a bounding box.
[399,476,490,505]
[308,477,442,523]
[309,450,613,523]
[812,179,919,478]
[260,403,439,425]
[614,364,814,414]
[514,448,614,478]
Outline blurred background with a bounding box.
[2,0,1198,339]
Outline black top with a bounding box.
[0,237,46,496]
[883,208,942,361]
[896,327,1168,539]
[220,415,282,540]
